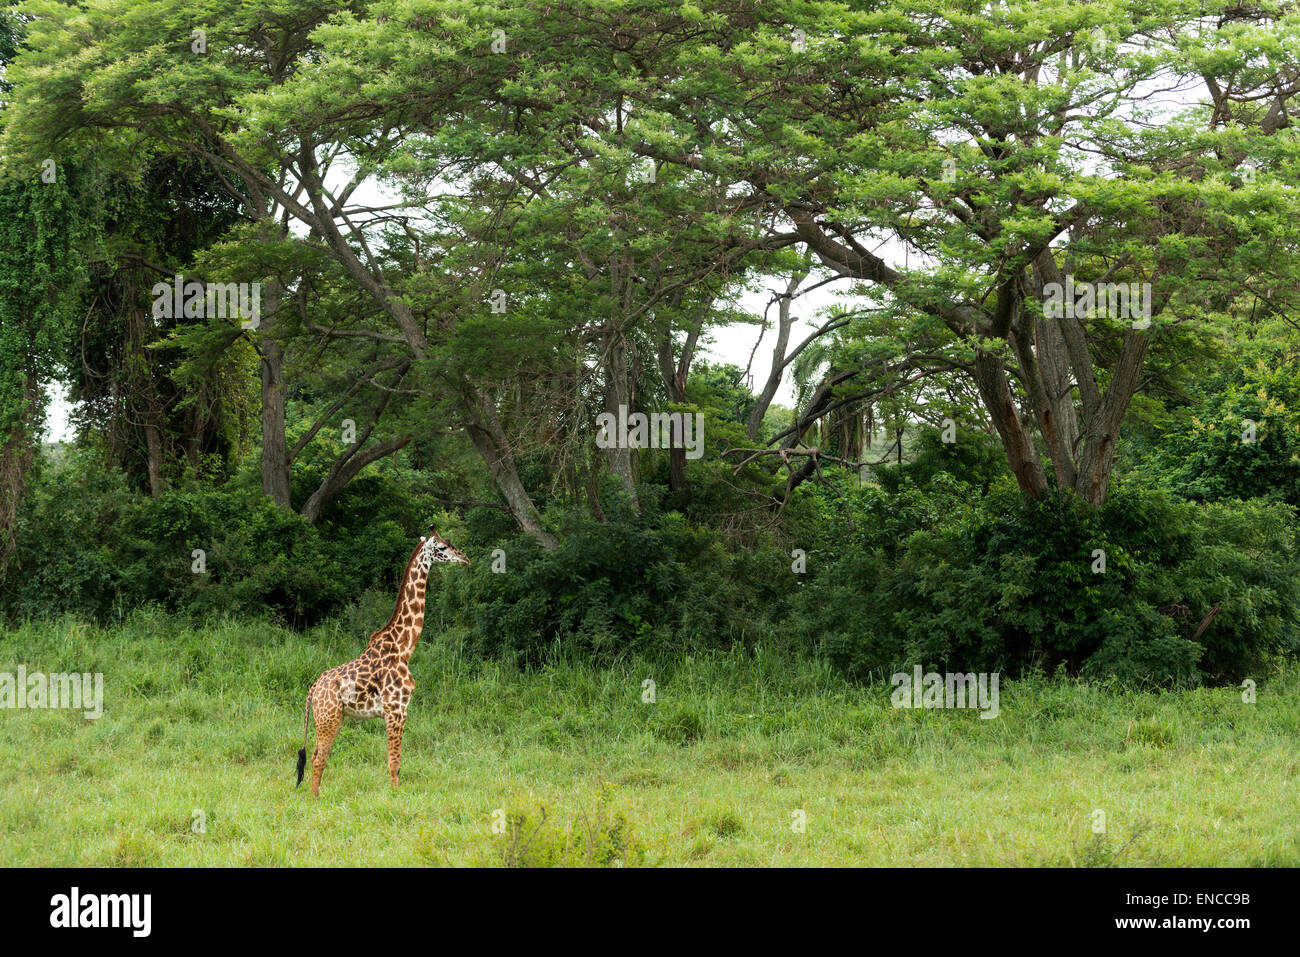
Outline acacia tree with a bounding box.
[1,0,567,540]
[523,0,1300,506]
[310,0,1300,510]
[0,3,818,542]
[9,0,1298,535]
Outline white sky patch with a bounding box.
[43,381,75,444]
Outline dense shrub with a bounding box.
[791,479,1300,686]
[1131,356,1300,508]
[8,442,1298,689]
[875,427,1010,496]
[432,486,789,666]
[1,449,441,625]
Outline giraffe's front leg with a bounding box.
[384,703,407,788]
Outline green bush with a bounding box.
[875,427,1010,496]
[1,449,440,625]
[791,480,1300,686]
[435,486,790,666]
[1132,355,1300,508]
[10,438,1297,691]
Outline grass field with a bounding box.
[2,610,1298,866]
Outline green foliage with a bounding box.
[1,449,441,626]
[685,361,755,428]
[792,481,1300,686]
[437,486,789,666]
[70,154,254,490]
[1135,354,1300,508]
[0,174,87,431]
[875,428,1009,496]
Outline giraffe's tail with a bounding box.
[295,693,312,788]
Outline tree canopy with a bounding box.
[2,1,1299,683]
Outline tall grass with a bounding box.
[1,609,1297,866]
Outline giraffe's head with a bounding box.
[416,524,471,570]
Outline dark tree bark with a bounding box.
[0,374,40,580]
[143,418,165,498]
[258,335,291,509]
[298,361,408,524]
[300,435,410,523]
[460,383,559,548]
[656,299,705,497]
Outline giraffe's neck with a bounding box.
[375,548,429,661]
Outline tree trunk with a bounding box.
[124,294,168,496]
[299,362,410,524]
[144,420,165,497]
[746,268,806,440]
[1074,331,1148,506]
[0,374,40,580]
[971,348,1049,499]
[301,436,410,523]
[790,212,1157,508]
[656,307,703,498]
[602,324,639,508]
[461,384,559,548]
[259,335,291,508]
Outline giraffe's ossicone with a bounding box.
[296,525,470,797]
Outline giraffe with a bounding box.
[296,525,470,797]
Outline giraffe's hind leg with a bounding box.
[310,683,343,798]
[383,702,408,788]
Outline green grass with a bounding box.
[2,609,1298,866]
